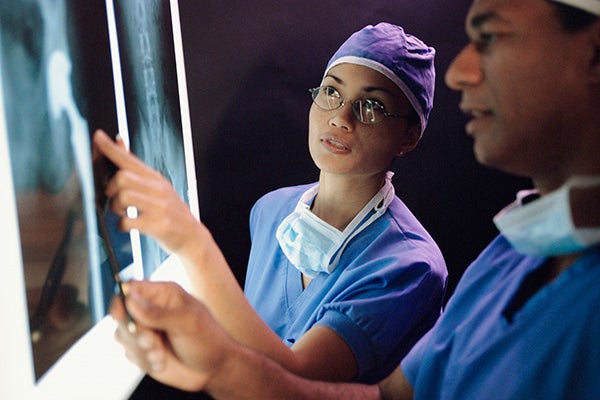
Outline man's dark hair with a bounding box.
[547,1,597,31]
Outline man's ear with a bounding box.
[589,19,600,83]
[395,123,421,157]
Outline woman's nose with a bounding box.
[328,101,356,131]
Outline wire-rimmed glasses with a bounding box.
[309,86,408,124]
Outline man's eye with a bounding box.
[474,32,498,52]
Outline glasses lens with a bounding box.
[312,86,342,110]
[353,100,383,124]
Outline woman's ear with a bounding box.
[395,123,421,157]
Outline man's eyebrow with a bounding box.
[469,11,497,29]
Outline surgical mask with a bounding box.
[276,171,395,278]
[493,176,600,257]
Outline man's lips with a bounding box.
[460,104,494,135]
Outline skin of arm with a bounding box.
[111,280,382,400]
[570,184,600,228]
[378,365,414,400]
[93,129,358,381]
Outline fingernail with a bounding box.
[137,332,154,350]
[127,321,137,335]
[121,281,130,296]
[147,351,165,372]
[150,361,165,373]
[147,350,163,364]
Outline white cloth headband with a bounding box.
[552,0,600,15]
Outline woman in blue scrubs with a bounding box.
[96,22,447,384]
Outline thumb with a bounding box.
[125,280,189,331]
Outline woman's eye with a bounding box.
[367,99,385,111]
[324,86,338,96]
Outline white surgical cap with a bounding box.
[551,0,600,15]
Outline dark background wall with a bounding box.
[176,0,531,301]
[132,1,532,397]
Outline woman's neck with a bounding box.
[312,172,387,230]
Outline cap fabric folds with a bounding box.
[551,0,600,15]
[324,23,435,136]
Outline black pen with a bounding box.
[96,203,136,334]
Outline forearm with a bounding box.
[207,342,382,400]
[177,223,301,373]
[377,365,414,400]
[117,280,374,398]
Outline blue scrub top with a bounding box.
[402,236,600,399]
[244,184,448,383]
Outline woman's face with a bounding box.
[308,63,418,178]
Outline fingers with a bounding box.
[110,280,186,342]
[104,171,152,216]
[114,320,166,371]
[93,130,143,171]
[114,322,207,392]
[94,131,163,185]
[147,352,208,393]
[103,167,196,254]
[132,327,208,392]
[105,170,172,215]
[111,281,216,391]
[111,285,170,372]
[123,281,188,330]
[114,133,127,149]
[109,293,127,322]
[93,129,183,234]
[110,281,210,392]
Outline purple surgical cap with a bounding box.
[324,22,436,136]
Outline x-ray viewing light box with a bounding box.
[0,0,197,398]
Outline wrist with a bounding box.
[203,339,251,397]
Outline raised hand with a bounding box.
[92,129,201,256]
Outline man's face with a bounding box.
[445,0,593,189]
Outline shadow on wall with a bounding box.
[178,0,531,301]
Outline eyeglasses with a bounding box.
[309,86,408,125]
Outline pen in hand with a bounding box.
[96,203,137,334]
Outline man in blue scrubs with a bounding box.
[109,0,600,398]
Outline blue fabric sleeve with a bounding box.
[245,186,447,383]
[316,309,377,373]
[312,254,445,383]
[400,327,433,386]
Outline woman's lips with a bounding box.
[321,136,350,152]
